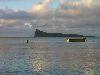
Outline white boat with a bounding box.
[65,37,86,42]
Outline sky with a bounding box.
[0,0,100,37]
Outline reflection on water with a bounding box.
[0,37,100,75]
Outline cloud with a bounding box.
[58,0,94,15]
[0,9,33,20]
[29,0,51,13]
[59,0,93,7]
[0,19,17,26]
[0,0,100,36]
[82,0,93,7]
[58,9,80,15]
[0,0,26,1]
[0,5,100,28]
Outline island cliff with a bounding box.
[34,29,84,37]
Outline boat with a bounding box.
[65,37,86,42]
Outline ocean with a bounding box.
[0,37,100,75]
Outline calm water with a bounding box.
[0,37,100,75]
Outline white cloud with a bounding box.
[0,0,100,36]
[24,22,33,29]
[0,19,17,26]
[29,0,51,13]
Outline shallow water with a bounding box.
[0,37,100,75]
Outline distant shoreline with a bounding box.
[0,36,97,38]
[34,29,96,38]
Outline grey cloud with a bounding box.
[0,0,26,1]
[0,9,33,20]
[0,6,100,28]
[0,5,100,36]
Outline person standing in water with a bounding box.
[26,40,29,43]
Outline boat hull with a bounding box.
[66,38,86,42]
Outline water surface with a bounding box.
[0,37,100,75]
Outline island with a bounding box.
[34,29,84,37]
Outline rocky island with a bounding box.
[34,29,84,37]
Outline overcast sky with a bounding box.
[0,0,100,37]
